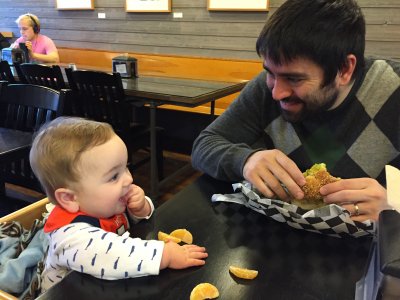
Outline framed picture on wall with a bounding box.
[207,0,269,11]
[56,0,94,10]
[126,0,172,12]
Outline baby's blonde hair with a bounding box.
[30,117,115,204]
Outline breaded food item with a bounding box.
[292,163,340,210]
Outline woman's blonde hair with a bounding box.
[30,117,115,204]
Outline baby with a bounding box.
[29,117,207,293]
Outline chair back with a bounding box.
[65,68,131,133]
[17,63,66,90]
[65,69,164,179]
[0,82,71,192]
[0,83,68,131]
[0,60,16,83]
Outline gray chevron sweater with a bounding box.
[192,58,400,186]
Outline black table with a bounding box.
[122,75,247,199]
[0,127,32,195]
[38,175,372,300]
[122,75,246,108]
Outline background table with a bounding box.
[0,128,32,195]
[122,75,247,199]
[122,75,246,108]
[38,175,372,300]
[0,128,32,163]
[58,64,248,199]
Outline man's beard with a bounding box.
[279,83,339,123]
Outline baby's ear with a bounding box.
[54,188,79,213]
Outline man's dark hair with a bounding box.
[256,0,365,86]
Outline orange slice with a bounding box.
[169,228,193,244]
[157,231,181,243]
[190,283,219,300]
[229,266,258,280]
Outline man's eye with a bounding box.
[287,77,302,83]
[266,72,275,80]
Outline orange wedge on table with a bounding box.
[190,283,219,300]
[169,228,193,244]
[157,231,181,243]
[229,266,258,280]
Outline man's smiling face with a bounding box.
[264,56,340,123]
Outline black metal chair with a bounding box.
[16,63,66,90]
[65,68,164,178]
[0,60,16,83]
[0,81,71,193]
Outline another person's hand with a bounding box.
[160,241,208,270]
[25,41,36,61]
[21,40,60,63]
[126,184,150,217]
[25,40,33,53]
[243,149,306,201]
[320,178,390,221]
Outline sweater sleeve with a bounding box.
[42,222,164,290]
[191,71,271,181]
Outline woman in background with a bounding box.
[12,13,59,63]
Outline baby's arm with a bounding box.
[47,223,164,281]
[160,241,208,269]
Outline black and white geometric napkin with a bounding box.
[212,181,375,238]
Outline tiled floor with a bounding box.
[0,151,201,217]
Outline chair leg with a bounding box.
[156,133,164,180]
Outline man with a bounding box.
[192,0,400,222]
[12,13,59,63]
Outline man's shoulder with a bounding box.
[236,70,270,104]
[365,56,400,76]
[37,34,55,45]
[254,70,267,81]
[356,56,400,109]
[245,70,267,90]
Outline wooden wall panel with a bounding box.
[0,0,398,61]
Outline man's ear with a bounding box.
[338,54,357,85]
[54,188,79,213]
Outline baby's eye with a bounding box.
[110,173,119,182]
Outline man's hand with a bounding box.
[25,41,33,53]
[320,178,390,221]
[243,149,305,201]
[126,184,150,217]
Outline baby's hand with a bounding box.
[160,241,208,270]
[126,184,150,217]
